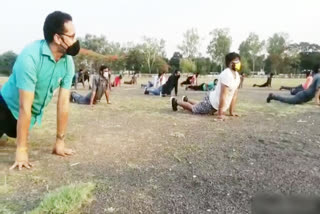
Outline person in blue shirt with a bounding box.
[0,11,80,170]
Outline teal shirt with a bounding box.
[1,40,75,127]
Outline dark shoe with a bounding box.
[170,97,178,111]
[182,96,188,102]
[266,93,273,103]
[144,88,149,95]
[279,86,283,90]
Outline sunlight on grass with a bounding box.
[29,182,95,214]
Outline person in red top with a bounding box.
[112,75,122,87]
[180,72,199,86]
[279,71,313,95]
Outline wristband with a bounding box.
[56,134,65,141]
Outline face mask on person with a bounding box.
[59,35,80,56]
[103,71,109,79]
[232,60,241,71]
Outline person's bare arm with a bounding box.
[217,84,228,120]
[229,89,239,116]
[104,90,110,104]
[52,88,74,156]
[315,88,320,105]
[90,91,96,107]
[10,90,34,170]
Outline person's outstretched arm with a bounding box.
[315,88,320,106]
[229,89,239,116]
[217,84,228,120]
[53,88,74,157]
[10,90,34,170]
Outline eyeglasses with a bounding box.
[59,33,75,39]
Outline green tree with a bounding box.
[169,52,183,71]
[194,57,215,74]
[239,33,264,71]
[266,33,289,73]
[180,58,197,74]
[178,28,201,59]
[125,46,145,72]
[207,28,232,71]
[0,51,17,76]
[140,37,166,73]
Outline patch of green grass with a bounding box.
[29,182,95,214]
[0,205,15,214]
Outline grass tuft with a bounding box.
[29,182,95,214]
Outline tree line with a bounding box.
[1,29,320,76]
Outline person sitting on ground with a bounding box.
[70,65,111,105]
[186,79,218,91]
[253,73,274,88]
[124,72,138,85]
[267,65,320,105]
[112,75,122,87]
[170,52,241,121]
[142,71,167,89]
[144,70,180,96]
[279,71,313,95]
[180,72,199,86]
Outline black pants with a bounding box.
[272,92,312,104]
[281,85,304,95]
[187,83,205,91]
[0,94,17,138]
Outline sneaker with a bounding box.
[170,97,178,111]
[182,96,188,102]
[144,88,149,95]
[266,93,273,103]
[279,86,283,90]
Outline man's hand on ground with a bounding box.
[229,112,241,117]
[214,115,226,122]
[10,147,33,170]
[52,139,75,157]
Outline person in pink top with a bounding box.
[112,75,122,87]
[280,71,313,95]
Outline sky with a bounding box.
[1,0,319,57]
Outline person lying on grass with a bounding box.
[267,64,320,106]
[70,65,111,106]
[253,73,274,88]
[170,52,241,121]
[186,79,218,91]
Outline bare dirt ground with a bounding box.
[0,77,319,213]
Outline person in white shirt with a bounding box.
[170,52,241,121]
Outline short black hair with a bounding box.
[225,52,241,67]
[99,65,107,72]
[43,11,72,43]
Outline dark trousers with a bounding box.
[0,94,17,138]
[281,85,304,95]
[272,92,311,104]
[187,83,205,91]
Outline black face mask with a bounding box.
[60,37,80,56]
[65,40,80,56]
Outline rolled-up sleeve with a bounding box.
[60,57,75,89]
